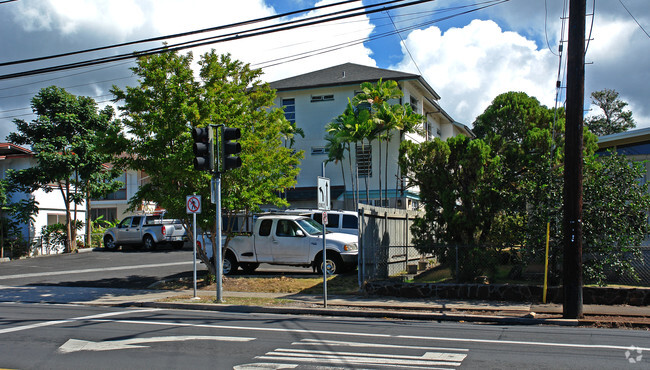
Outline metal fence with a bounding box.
[358,205,429,281]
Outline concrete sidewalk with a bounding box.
[73,287,649,327]
[1,284,647,327]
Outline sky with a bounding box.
[0,0,648,143]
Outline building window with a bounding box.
[410,96,420,113]
[311,147,327,155]
[311,94,334,102]
[356,144,372,177]
[91,208,118,223]
[282,98,295,124]
[47,214,66,225]
[94,172,127,201]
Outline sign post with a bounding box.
[317,176,330,307]
[186,195,202,298]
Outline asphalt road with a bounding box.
[0,248,318,289]
[2,302,648,369]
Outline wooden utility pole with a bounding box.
[563,0,586,319]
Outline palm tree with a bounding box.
[353,79,403,206]
[326,100,368,207]
[324,133,346,203]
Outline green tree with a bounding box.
[399,135,504,280]
[582,152,650,285]
[7,86,122,253]
[0,179,39,258]
[111,50,302,274]
[585,89,635,136]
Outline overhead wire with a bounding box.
[619,0,650,39]
[1,0,508,118]
[254,0,508,69]
[0,0,365,68]
[0,0,440,81]
[386,10,424,77]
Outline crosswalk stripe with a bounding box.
[273,348,467,362]
[256,354,462,367]
[294,338,469,352]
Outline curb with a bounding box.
[102,300,580,327]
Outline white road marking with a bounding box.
[234,364,298,369]
[89,318,650,352]
[58,335,255,353]
[0,308,161,335]
[396,334,650,352]
[90,319,392,339]
[0,261,192,280]
[273,348,467,362]
[294,338,469,352]
[256,353,461,367]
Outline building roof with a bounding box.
[597,127,650,149]
[269,63,441,100]
[0,143,32,158]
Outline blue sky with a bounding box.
[0,0,648,141]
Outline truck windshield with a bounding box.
[296,218,323,235]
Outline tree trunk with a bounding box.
[385,138,389,206]
[86,188,91,248]
[378,138,382,207]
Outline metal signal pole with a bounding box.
[563,0,586,319]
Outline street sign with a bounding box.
[322,211,328,226]
[186,195,202,214]
[317,176,330,210]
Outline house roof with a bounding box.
[269,63,441,100]
[0,143,32,158]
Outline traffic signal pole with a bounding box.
[193,124,241,304]
[215,171,224,303]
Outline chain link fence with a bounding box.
[358,205,430,281]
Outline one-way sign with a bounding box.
[317,176,330,211]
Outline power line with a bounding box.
[1,0,507,106]
[0,0,364,68]
[386,10,424,76]
[254,0,509,69]
[0,0,424,80]
[619,0,650,39]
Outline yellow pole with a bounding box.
[543,222,550,303]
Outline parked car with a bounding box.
[283,209,359,236]
[103,214,187,251]
[201,214,358,275]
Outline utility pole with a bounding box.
[563,0,586,319]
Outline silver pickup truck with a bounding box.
[103,214,187,251]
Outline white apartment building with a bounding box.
[269,63,473,210]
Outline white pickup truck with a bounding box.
[103,214,187,251]
[202,214,358,275]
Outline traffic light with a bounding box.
[222,127,242,171]
[192,126,214,172]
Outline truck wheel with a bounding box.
[143,235,157,250]
[223,253,239,275]
[316,253,343,275]
[240,262,259,274]
[103,235,118,251]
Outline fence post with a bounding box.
[455,244,460,284]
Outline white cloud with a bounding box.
[393,19,556,126]
[12,0,146,38]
